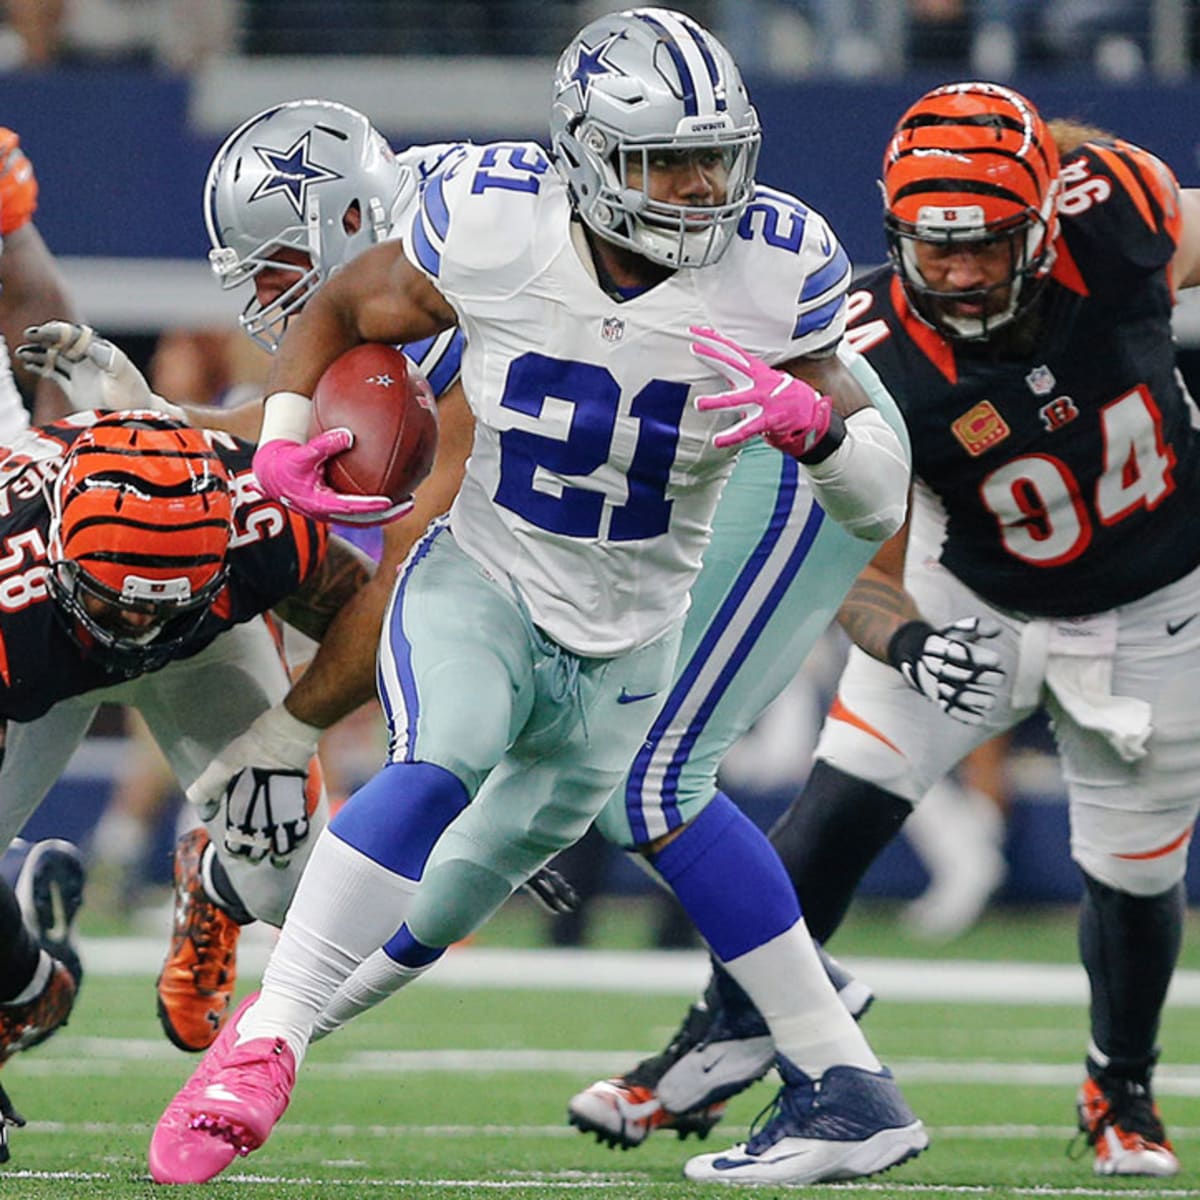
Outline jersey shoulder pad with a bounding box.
[401,140,559,301]
[718,185,851,362]
[1058,139,1182,273]
[0,128,37,236]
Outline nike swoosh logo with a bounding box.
[714,1149,812,1170]
[700,1052,727,1074]
[617,689,658,705]
[1167,614,1198,636]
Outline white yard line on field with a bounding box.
[77,938,1200,1007]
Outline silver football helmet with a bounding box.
[204,99,407,350]
[550,7,760,270]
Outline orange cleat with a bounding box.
[1077,1075,1179,1176]
[156,828,242,1052]
[0,960,76,1065]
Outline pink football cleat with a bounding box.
[149,990,259,1185]
[187,1034,297,1163]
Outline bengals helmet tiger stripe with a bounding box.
[47,413,233,674]
[882,81,1061,340]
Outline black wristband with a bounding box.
[795,410,847,464]
[885,619,936,670]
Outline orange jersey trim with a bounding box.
[0,128,38,235]
[889,274,957,385]
[0,627,10,688]
[1049,236,1088,297]
[1114,826,1193,862]
[828,695,903,756]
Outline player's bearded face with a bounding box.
[624,147,730,225]
[910,234,1021,325]
[79,593,168,645]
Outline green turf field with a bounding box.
[3,900,1199,1197]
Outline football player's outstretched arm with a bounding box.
[836,515,1005,727]
[0,224,79,424]
[186,532,377,825]
[279,382,474,728]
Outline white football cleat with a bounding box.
[684,1058,927,1185]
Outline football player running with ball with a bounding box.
[149,7,928,1189]
[577,82,1200,1179]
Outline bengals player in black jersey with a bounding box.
[0,410,376,1152]
[587,82,1200,1178]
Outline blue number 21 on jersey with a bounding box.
[469,147,690,542]
[495,353,690,542]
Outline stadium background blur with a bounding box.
[7,0,1200,931]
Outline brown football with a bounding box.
[309,343,439,505]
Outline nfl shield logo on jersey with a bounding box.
[1025,364,1056,396]
[601,316,625,343]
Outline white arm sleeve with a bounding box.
[804,406,910,541]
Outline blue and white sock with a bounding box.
[652,793,879,1076]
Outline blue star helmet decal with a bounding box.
[563,31,628,106]
[249,131,344,218]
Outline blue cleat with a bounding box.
[683,1056,927,1185]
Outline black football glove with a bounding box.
[521,866,579,915]
[887,617,1005,726]
[0,1080,26,1163]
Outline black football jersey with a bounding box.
[0,418,327,721]
[848,139,1200,617]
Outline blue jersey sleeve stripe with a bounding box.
[411,211,442,276]
[423,173,451,241]
[800,245,851,303]
[425,331,464,397]
[793,295,845,339]
[402,335,436,363]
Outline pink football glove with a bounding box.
[690,325,833,457]
[252,431,398,523]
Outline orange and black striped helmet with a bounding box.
[881,82,1061,339]
[47,413,233,673]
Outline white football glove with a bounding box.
[16,321,185,419]
[188,703,323,866]
[886,617,1005,726]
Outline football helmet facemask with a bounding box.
[47,413,233,675]
[550,7,760,270]
[882,81,1061,340]
[204,99,407,351]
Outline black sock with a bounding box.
[1079,872,1184,1080]
[768,760,912,943]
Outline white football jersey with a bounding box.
[398,142,851,655]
